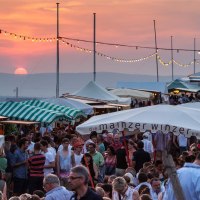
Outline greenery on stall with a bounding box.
[4,124,18,135]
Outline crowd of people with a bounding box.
[0,124,199,200]
[169,93,200,105]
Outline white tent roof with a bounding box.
[42,97,94,115]
[72,81,131,105]
[110,88,152,99]
[76,105,200,139]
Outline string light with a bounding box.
[157,54,172,67]
[173,60,194,68]
[1,28,200,67]
[61,39,156,63]
[0,29,56,42]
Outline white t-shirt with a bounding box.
[74,153,83,166]
[142,139,154,154]
[178,134,187,147]
[48,147,56,159]
[27,141,35,156]
[44,151,55,177]
[58,144,72,152]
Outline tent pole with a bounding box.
[122,130,131,167]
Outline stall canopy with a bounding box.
[76,104,200,139]
[110,88,152,99]
[117,82,167,93]
[167,79,200,92]
[188,72,200,82]
[22,99,86,119]
[0,102,66,124]
[42,97,94,115]
[72,81,131,105]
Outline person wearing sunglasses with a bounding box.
[68,165,103,200]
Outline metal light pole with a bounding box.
[93,13,96,82]
[171,36,174,80]
[153,20,159,82]
[56,2,60,98]
[194,38,196,74]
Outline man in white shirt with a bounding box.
[173,134,189,154]
[151,178,165,200]
[40,140,55,177]
[26,132,35,157]
[71,142,83,166]
[142,132,154,158]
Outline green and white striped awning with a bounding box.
[0,102,66,124]
[22,99,86,119]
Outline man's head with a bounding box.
[151,178,161,194]
[62,138,70,149]
[40,140,48,152]
[112,177,128,195]
[113,134,120,143]
[137,141,144,149]
[155,160,163,171]
[18,138,29,150]
[26,132,34,143]
[88,143,96,154]
[143,132,150,139]
[34,142,41,152]
[43,174,60,192]
[108,175,117,184]
[68,165,89,191]
[138,172,148,183]
[74,142,83,153]
[90,131,97,143]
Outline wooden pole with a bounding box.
[122,130,131,167]
[162,150,185,200]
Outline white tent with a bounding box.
[76,104,200,139]
[110,88,152,99]
[178,102,200,109]
[72,81,131,105]
[42,97,94,115]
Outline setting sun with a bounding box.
[14,67,28,75]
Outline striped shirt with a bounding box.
[28,153,45,177]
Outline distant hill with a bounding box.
[0,72,181,97]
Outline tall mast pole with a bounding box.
[93,13,96,82]
[153,20,159,82]
[56,2,60,98]
[194,38,196,74]
[171,36,174,80]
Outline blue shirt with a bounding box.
[163,162,200,200]
[10,148,28,179]
[45,186,73,200]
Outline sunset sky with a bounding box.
[1,0,200,78]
